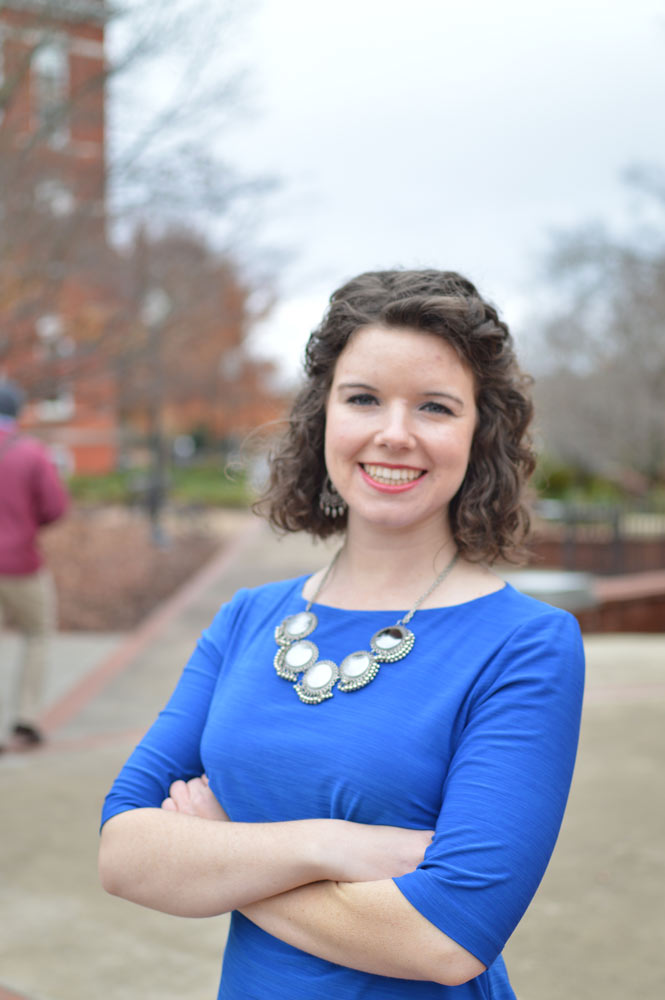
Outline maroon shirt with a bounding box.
[0,425,69,575]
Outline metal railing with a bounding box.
[532,501,665,575]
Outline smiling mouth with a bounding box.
[361,464,425,485]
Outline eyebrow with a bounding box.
[424,390,466,407]
[337,381,377,392]
[336,382,466,408]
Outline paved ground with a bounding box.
[1,511,664,1000]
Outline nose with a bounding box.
[373,403,415,450]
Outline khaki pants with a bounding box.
[0,568,56,744]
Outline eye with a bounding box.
[420,400,454,415]
[346,393,379,406]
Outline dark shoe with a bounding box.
[13,723,44,746]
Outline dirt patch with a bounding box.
[41,506,220,631]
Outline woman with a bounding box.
[99,270,585,998]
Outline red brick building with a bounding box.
[0,0,117,473]
[1,2,287,475]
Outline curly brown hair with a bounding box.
[254,269,535,564]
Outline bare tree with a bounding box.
[529,175,665,487]
[1,0,270,232]
[0,0,278,430]
[116,224,282,439]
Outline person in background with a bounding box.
[0,380,69,752]
[99,270,585,999]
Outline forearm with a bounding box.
[241,879,485,986]
[99,808,332,917]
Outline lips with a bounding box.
[361,463,425,486]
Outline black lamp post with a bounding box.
[140,288,171,546]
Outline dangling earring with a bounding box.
[319,476,347,518]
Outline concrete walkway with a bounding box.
[1,513,663,1000]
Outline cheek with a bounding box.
[324,412,347,472]
[461,425,476,461]
[435,425,475,465]
[325,407,361,454]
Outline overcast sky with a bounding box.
[212,0,665,380]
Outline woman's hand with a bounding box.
[324,821,434,883]
[161,775,229,822]
[161,775,431,881]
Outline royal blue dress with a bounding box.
[102,577,585,999]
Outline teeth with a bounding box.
[363,464,423,484]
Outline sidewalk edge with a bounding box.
[38,515,264,735]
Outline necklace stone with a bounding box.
[274,549,458,704]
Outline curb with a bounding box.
[38,515,264,736]
[0,987,31,1000]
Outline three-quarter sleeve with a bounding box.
[100,591,246,828]
[393,609,585,967]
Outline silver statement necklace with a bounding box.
[274,549,459,704]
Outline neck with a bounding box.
[322,516,457,609]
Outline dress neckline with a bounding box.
[298,577,509,614]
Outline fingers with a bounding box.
[167,779,196,816]
[189,777,229,821]
[159,776,229,821]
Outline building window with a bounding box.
[35,390,75,423]
[32,38,69,148]
[35,177,76,216]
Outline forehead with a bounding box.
[332,324,472,382]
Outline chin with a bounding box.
[349,505,446,535]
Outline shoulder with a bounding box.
[0,432,42,470]
[493,583,584,649]
[204,575,308,637]
[486,586,585,693]
[448,582,585,669]
[9,434,54,465]
[443,582,585,687]
[238,575,309,610]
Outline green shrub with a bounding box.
[68,462,251,507]
[534,455,623,504]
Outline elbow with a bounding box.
[98,864,119,899]
[434,946,486,987]
[441,967,486,988]
[98,814,135,899]
[98,832,122,897]
[382,920,485,985]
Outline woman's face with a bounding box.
[324,325,477,539]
